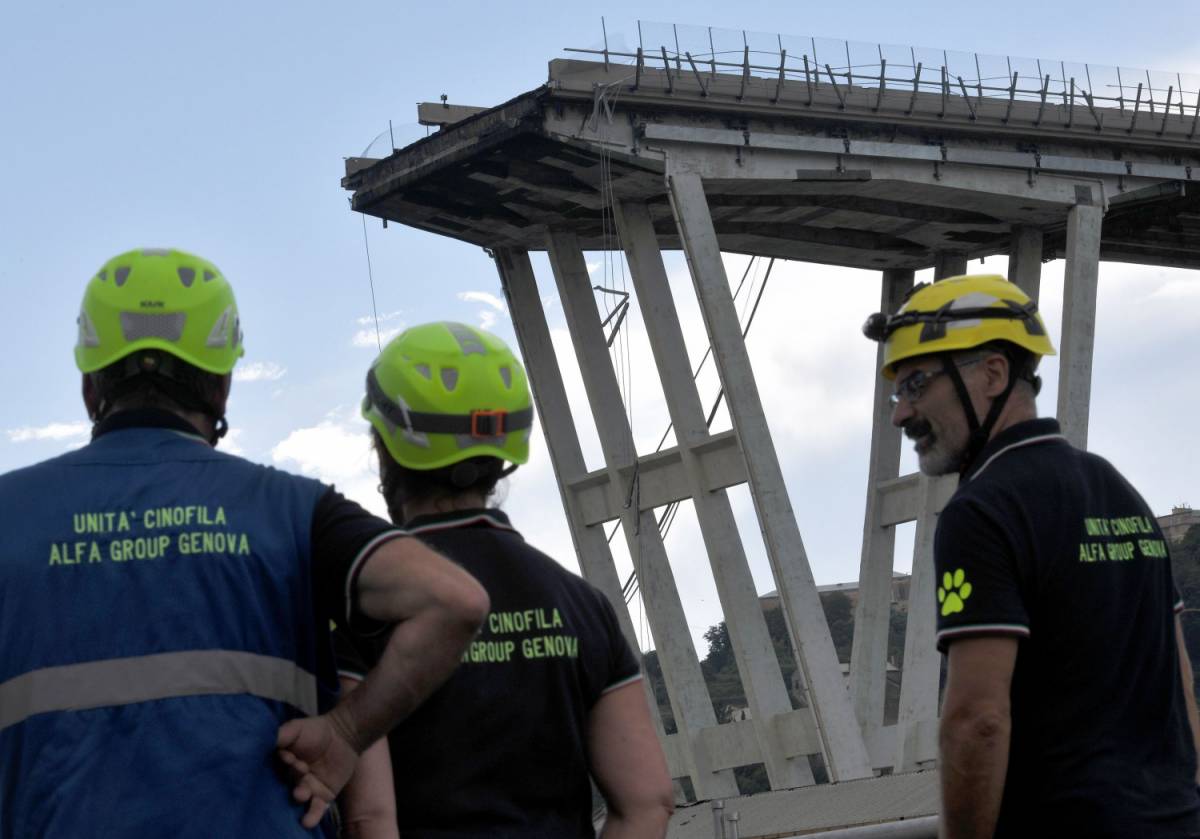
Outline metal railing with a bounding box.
[566,20,1200,138]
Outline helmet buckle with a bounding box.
[470,410,507,437]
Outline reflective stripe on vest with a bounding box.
[0,650,318,732]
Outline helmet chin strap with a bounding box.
[940,354,1020,476]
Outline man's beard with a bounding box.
[905,419,961,476]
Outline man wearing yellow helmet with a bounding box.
[335,321,674,838]
[0,249,489,838]
[865,275,1200,837]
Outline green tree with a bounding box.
[820,591,855,662]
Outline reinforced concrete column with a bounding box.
[1057,193,1104,449]
[545,232,739,799]
[615,199,815,789]
[493,248,635,635]
[894,472,955,770]
[1007,226,1044,300]
[934,252,968,280]
[666,170,873,782]
[849,269,913,737]
[493,248,675,759]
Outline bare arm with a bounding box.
[589,681,674,839]
[277,536,488,828]
[939,636,1018,839]
[335,677,400,839]
[1175,615,1200,784]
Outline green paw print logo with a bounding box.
[938,569,972,617]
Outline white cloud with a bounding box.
[1148,280,1200,301]
[6,421,90,444]
[352,310,405,349]
[220,428,246,456]
[356,310,403,326]
[457,290,505,331]
[351,326,403,348]
[233,361,287,383]
[456,291,506,311]
[270,415,387,516]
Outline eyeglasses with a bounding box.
[889,358,984,407]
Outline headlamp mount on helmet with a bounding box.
[862,298,1047,345]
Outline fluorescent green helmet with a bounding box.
[363,322,533,470]
[75,248,244,375]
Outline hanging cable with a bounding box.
[653,256,758,453]
[360,213,384,352]
[703,257,775,428]
[650,256,759,533]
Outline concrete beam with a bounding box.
[545,232,739,799]
[566,431,747,526]
[895,473,956,770]
[666,170,873,782]
[1057,193,1105,448]
[849,269,913,735]
[876,473,958,527]
[492,247,674,761]
[417,101,489,128]
[616,198,815,788]
[933,252,968,279]
[1007,226,1044,299]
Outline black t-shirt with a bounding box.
[935,418,1199,837]
[336,508,642,839]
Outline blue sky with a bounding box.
[3,1,1198,651]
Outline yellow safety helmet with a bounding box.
[863,274,1056,379]
[362,322,533,471]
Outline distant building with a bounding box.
[1160,505,1199,545]
[760,572,911,612]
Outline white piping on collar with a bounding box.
[404,512,517,536]
[343,529,410,627]
[167,428,210,445]
[967,433,1068,482]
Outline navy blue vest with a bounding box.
[0,425,334,837]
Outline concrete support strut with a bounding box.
[666,170,873,782]
[1007,225,1044,300]
[545,233,739,799]
[848,269,913,739]
[894,472,953,769]
[933,252,968,280]
[614,199,815,788]
[492,248,636,641]
[1057,194,1104,449]
[493,248,684,789]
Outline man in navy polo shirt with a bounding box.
[864,275,1200,838]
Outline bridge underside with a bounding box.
[344,56,1199,836]
[347,62,1200,271]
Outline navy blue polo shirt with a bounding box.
[337,508,642,839]
[935,418,1199,837]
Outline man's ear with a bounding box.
[981,353,1011,398]
[82,374,100,421]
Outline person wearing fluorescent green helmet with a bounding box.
[864,275,1200,837]
[335,321,673,839]
[0,249,489,839]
